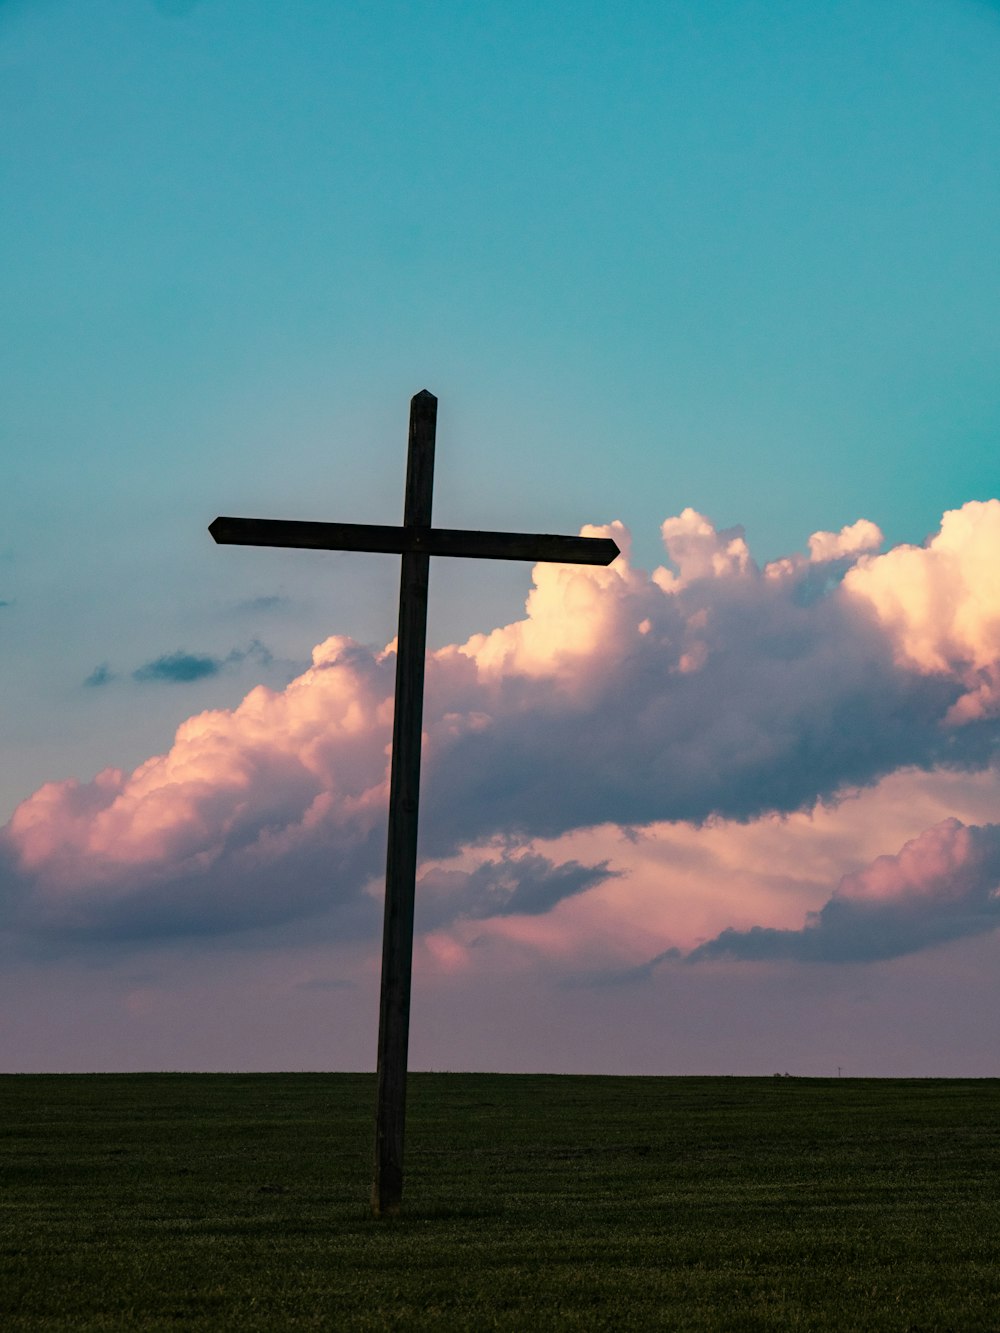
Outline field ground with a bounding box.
[1,1073,998,1329]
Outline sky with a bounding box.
[2,0,999,1074]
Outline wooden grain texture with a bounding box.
[210,517,619,566]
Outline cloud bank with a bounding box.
[689,818,1000,964]
[2,500,999,955]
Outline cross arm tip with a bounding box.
[208,516,239,544]
[412,388,437,403]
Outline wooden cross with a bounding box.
[210,391,619,1216]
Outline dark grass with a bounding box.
[1,1074,999,1329]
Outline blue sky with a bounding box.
[1,0,999,1073]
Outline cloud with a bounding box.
[3,636,394,942]
[807,518,883,563]
[420,506,996,844]
[844,501,1000,724]
[689,818,1000,964]
[83,664,117,688]
[416,852,620,930]
[131,640,272,685]
[1,500,998,947]
[132,652,222,685]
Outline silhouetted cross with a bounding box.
[210,391,619,1216]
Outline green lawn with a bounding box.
[1,1073,998,1329]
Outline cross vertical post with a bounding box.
[372,389,437,1217]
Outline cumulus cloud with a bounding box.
[4,635,394,941]
[1,500,998,947]
[844,500,1000,723]
[689,818,1000,963]
[420,506,992,844]
[807,518,883,564]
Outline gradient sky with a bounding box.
[2,0,999,1074]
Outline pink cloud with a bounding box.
[409,765,1000,982]
[844,499,1000,721]
[689,817,1000,963]
[808,518,883,564]
[3,637,395,936]
[835,818,990,904]
[0,500,997,951]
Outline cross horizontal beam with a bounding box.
[209,516,620,566]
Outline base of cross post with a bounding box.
[371,1172,403,1218]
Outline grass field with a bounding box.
[1,1073,998,1329]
